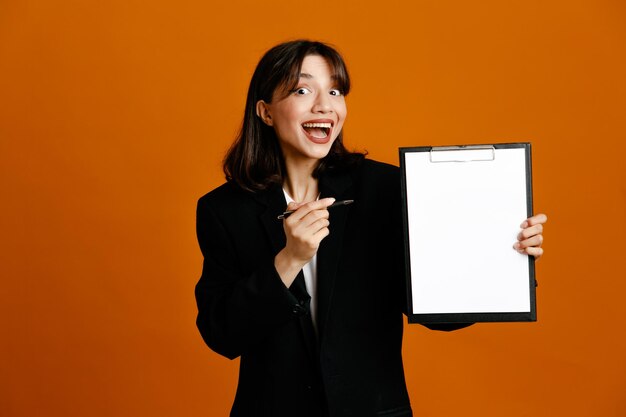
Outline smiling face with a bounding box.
[256,54,347,168]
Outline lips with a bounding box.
[301,119,334,144]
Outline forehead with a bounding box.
[299,55,334,78]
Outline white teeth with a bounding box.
[302,122,332,128]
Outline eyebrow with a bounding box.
[298,72,340,80]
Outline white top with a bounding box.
[282,190,318,333]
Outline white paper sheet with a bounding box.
[404,147,531,314]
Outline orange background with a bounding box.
[1,1,625,416]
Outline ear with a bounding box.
[256,100,273,126]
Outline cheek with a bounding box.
[335,107,347,134]
[272,105,301,130]
[272,124,292,144]
[337,102,347,122]
[270,110,294,134]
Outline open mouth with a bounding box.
[302,122,332,140]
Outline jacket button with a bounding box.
[292,304,306,315]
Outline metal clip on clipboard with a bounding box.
[429,145,496,163]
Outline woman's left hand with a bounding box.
[514,213,547,259]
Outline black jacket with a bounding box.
[195,159,459,417]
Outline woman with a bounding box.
[195,40,546,417]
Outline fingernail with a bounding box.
[513,242,520,250]
[520,221,528,228]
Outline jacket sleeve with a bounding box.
[422,322,474,331]
[194,197,300,359]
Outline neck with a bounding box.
[283,158,319,203]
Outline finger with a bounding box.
[298,209,330,230]
[524,246,544,259]
[520,213,548,228]
[298,221,330,251]
[311,217,330,232]
[518,224,543,240]
[294,216,330,232]
[310,197,336,209]
[312,224,330,240]
[512,242,544,258]
[519,234,543,249]
[287,198,335,221]
[285,210,330,238]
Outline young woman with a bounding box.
[195,40,546,417]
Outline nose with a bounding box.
[312,92,332,114]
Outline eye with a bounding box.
[329,89,343,96]
[293,87,311,95]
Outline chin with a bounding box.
[308,143,335,160]
[281,137,336,164]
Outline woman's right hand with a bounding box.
[274,197,335,287]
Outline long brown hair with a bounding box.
[223,40,365,192]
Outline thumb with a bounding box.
[286,202,303,211]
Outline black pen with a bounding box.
[277,199,355,220]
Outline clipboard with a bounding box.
[399,143,536,323]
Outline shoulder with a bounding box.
[198,181,236,206]
[197,181,255,215]
[351,158,400,186]
[359,158,399,173]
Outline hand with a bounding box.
[274,198,335,286]
[514,213,547,259]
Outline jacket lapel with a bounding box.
[317,170,353,340]
[255,183,288,256]
[254,183,318,360]
[252,171,354,350]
